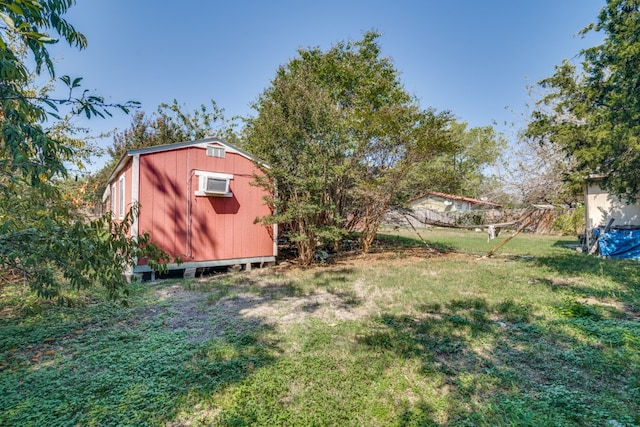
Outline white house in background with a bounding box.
[385,191,502,228]
[409,191,501,212]
[584,178,640,252]
[584,180,640,230]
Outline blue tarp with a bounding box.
[598,228,640,259]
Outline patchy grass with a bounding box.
[1,228,639,426]
[376,225,578,257]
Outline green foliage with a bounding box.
[1,1,138,185]
[1,231,640,425]
[246,31,452,261]
[0,0,167,301]
[107,99,233,159]
[402,121,507,200]
[552,205,586,235]
[527,0,640,201]
[0,199,167,302]
[245,37,362,263]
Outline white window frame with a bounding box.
[194,170,233,197]
[111,183,116,218]
[118,175,125,219]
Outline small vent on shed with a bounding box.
[206,146,225,158]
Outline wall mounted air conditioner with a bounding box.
[194,170,234,197]
[204,177,230,195]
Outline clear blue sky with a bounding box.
[48,0,604,171]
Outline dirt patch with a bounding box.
[152,272,374,330]
[132,249,475,339]
[140,283,267,342]
[148,282,368,336]
[239,286,366,325]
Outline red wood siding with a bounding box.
[137,146,273,262]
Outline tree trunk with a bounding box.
[360,192,392,253]
[294,221,316,265]
[296,241,314,265]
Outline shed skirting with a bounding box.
[133,256,277,273]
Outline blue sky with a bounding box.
[47,1,604,171]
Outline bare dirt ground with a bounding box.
[144,249,447,340]
[145,273,365,341]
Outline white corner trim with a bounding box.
[131,154,140,237]
[273,223,278,257]
[118,174,126,220]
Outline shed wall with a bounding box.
[585,182,640,229]
[137,146,273,264]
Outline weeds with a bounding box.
[1,228,639,426]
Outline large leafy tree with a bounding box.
[350,105,452,253]
[1,0,166,302]
[246,60,346,264]
[401,120,506,200]
[245,32,453,262]
[526,0,640,201]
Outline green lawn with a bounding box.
[1,228,639,426]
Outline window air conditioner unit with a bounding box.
[204,177,230,195]
[194,170,233,197]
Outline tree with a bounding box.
[508,132,581,206]
[245,32,453,262]
[0,0,166,302]
[108,99,233,158]
[526,0,640,201]
[352,106,452,252]
[400,121,506,200]
[245,61,346,264]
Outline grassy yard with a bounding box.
[1,227,639,426]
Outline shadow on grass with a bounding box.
[551,239,581,248]
[0,278,292,426]
[1,269,374,426]
[525,251,640,318]
[375,232,457,253]
[312,267,357,286]
[358,296,640,426]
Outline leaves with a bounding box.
[0,1,168,301]
[0,11,16,29]
[527,0,640,202]
[0,199,171,302]
[245,32,454,260]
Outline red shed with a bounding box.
[103,138,277,278]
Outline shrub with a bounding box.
[552,205,585,236]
